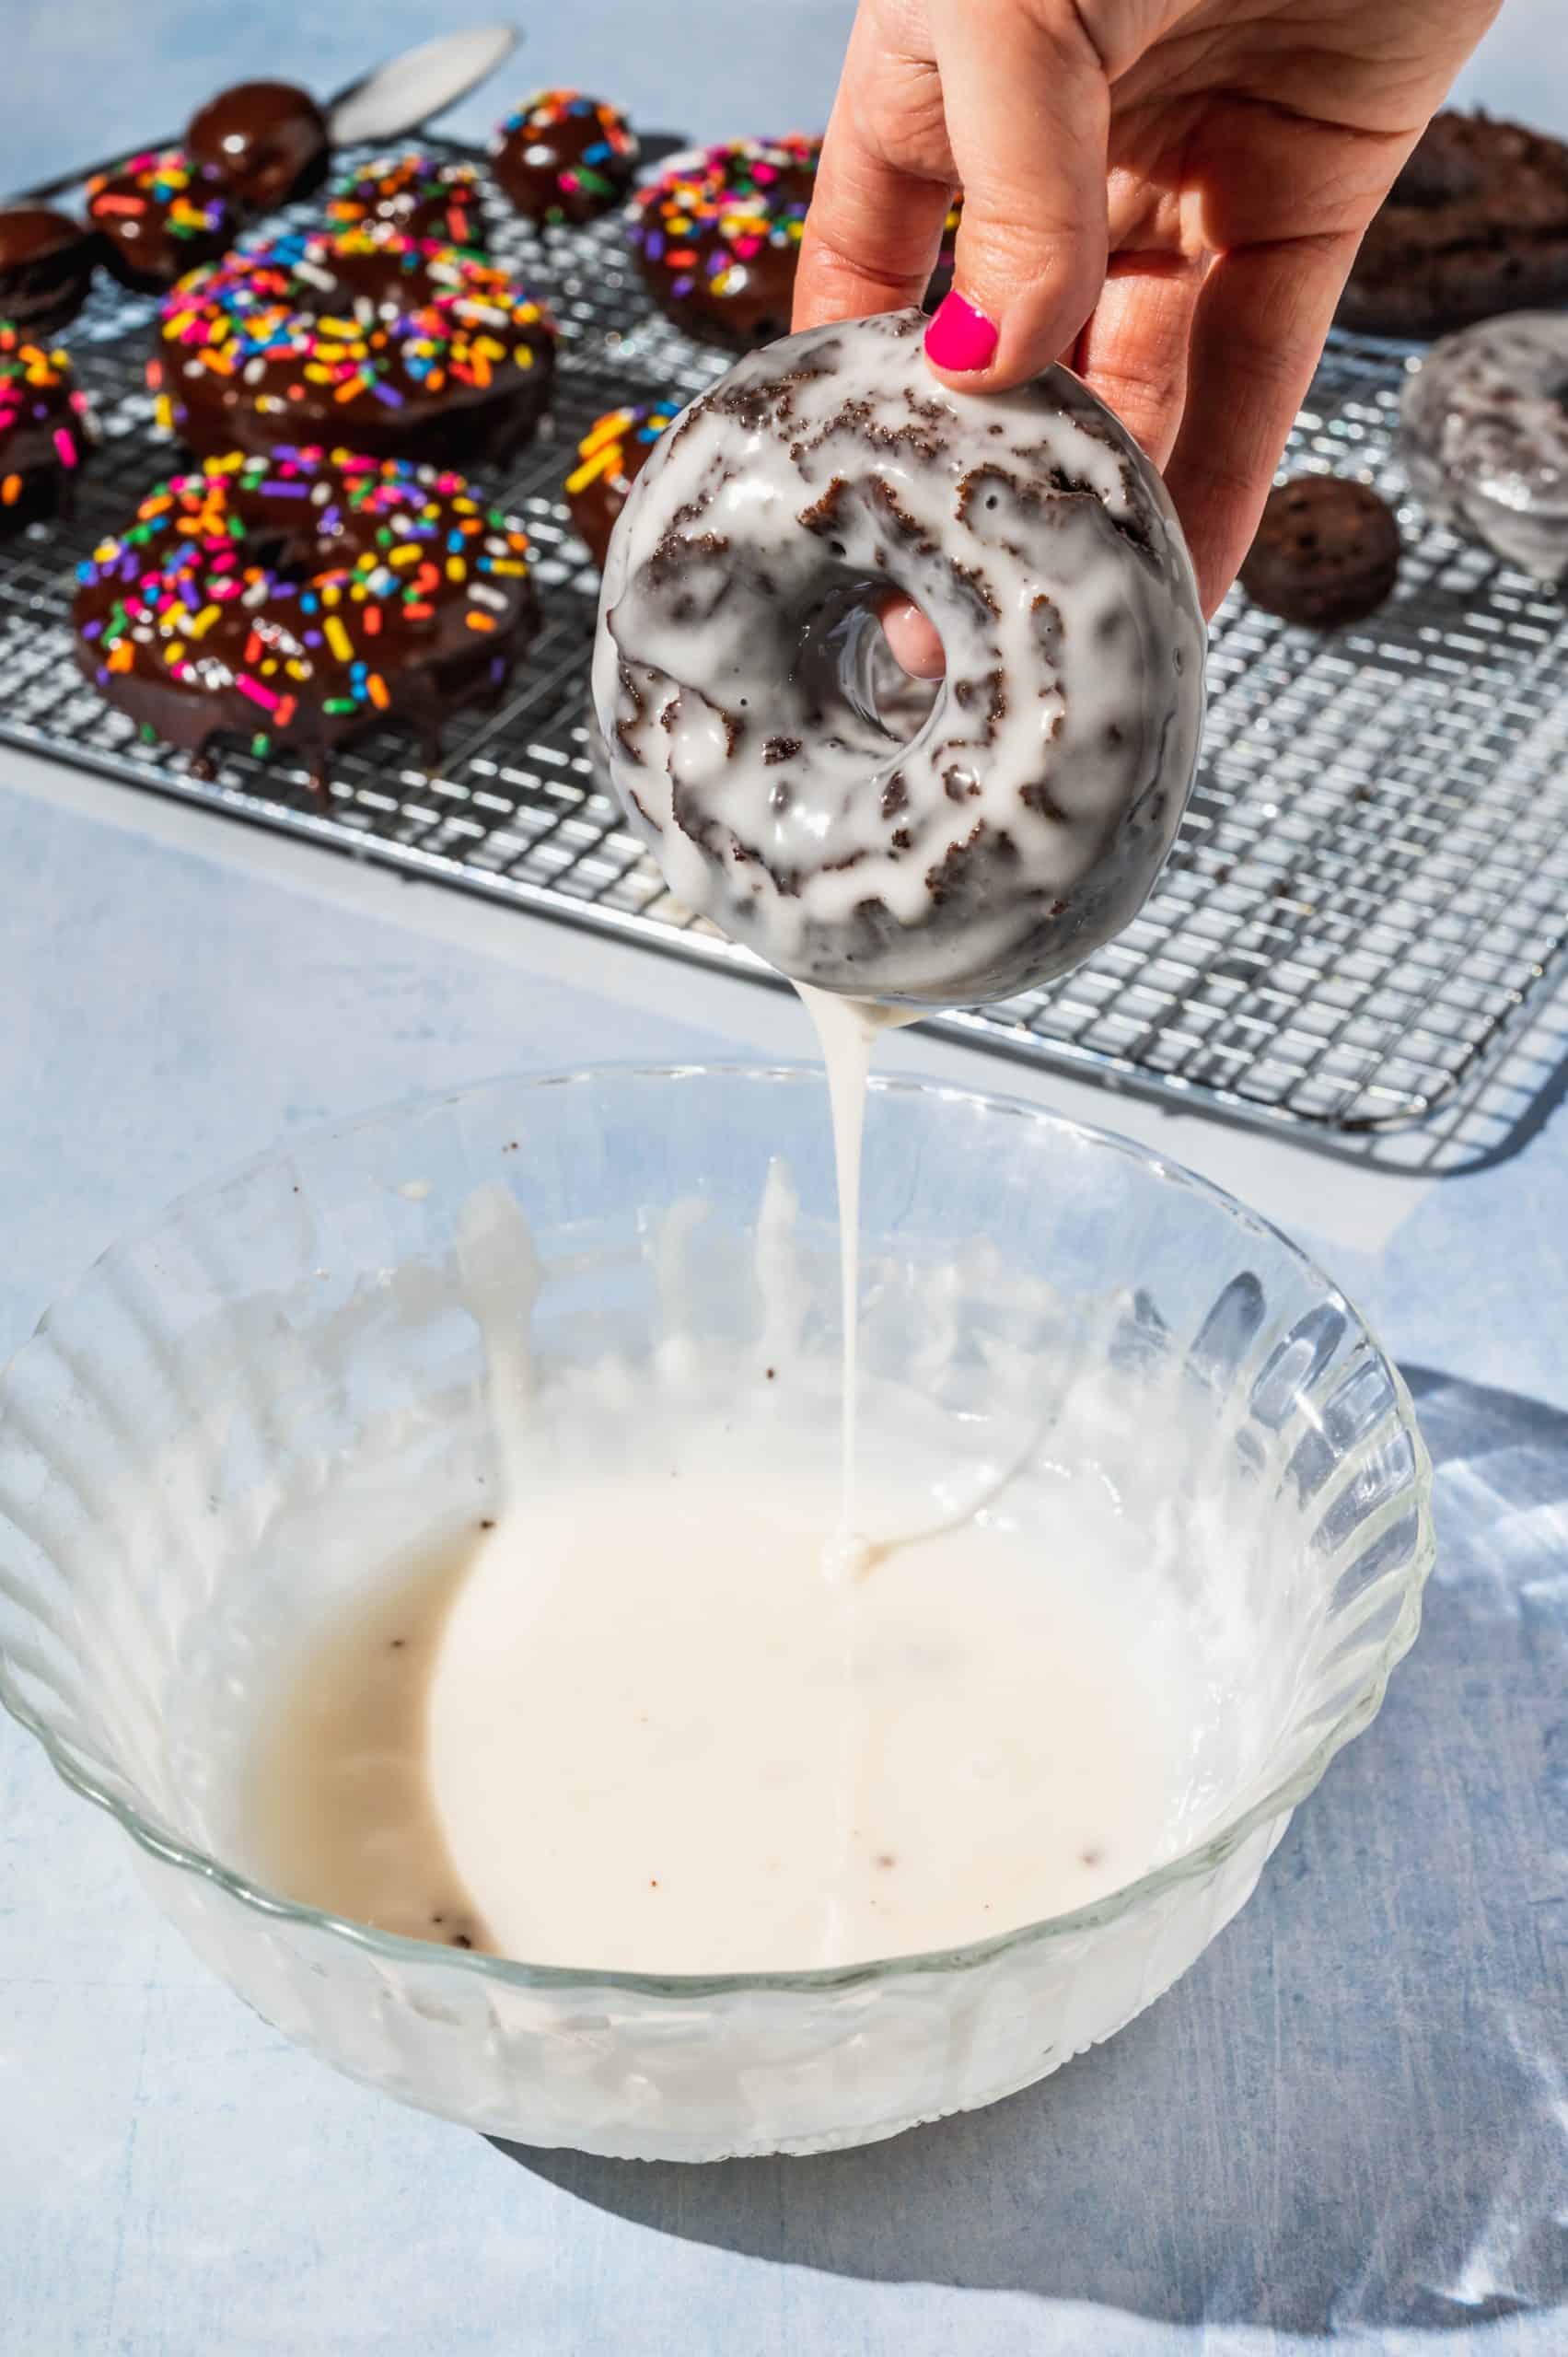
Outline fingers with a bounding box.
[879,596,946,678]
[794,7,956,330]
[923,0,1110,389]
[1162,231,1360,614]
[1071,250,1206,470]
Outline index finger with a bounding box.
[793,24,955,328]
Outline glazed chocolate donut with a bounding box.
[593,310,1204,1008]
[1339,111,1568,338]
[565,401,680,569]
[86,149,238,295]
[492,90,640,226]
[75,446,538,781]
[325,152,489,249]
[629,136,819,352]
[186,80,330,215]
[1401,312,1568,578]
[0,325,94,528]
[152,229,556,468]
[0,207,97,337]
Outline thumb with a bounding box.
[924,0,1110,390]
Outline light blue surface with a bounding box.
[1,6,1566,2349]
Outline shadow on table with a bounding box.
[492,1369,1568,2336]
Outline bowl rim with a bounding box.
[0,1060,1436,1997]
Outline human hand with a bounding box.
[796,0,1500,638]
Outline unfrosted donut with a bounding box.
[592,310,1204,1009]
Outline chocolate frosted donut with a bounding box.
[1401,312,1568,578]
[1340,111,1568,338]
[0,208,97,337]
[492,90,640,226]
[326,153,489,249]
[187,80,330,215]
[594,310,1204,1008]
[629,136,819,352]
[75,447,538,781]
[565,400,680,569]
[87,149,238,295]
[152,229,556,468]
[0,325,94,528]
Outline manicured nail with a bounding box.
[924,291,998,374]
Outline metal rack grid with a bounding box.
[4,137,1567,1174]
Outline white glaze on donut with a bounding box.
[592,310,1204,1007]
[1401,312,1568,580]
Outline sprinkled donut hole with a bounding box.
[326,153,490,250]
[74,446,538,783]
[629,135,819,353]
[565,400,681,570]
[491,90,640,227]
[0,324,94,528]
[150,228,557,470]
[594,310,1205,1009]
[87,148,238,296]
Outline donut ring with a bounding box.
[593,310,1204,1008]
[152,228,557,470]
[565,400,681,569]
[75,446,538,782]
[628,136,819,353]
[325,153,489,250]
[1401,311,1568,579]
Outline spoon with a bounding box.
[7,22,521,205]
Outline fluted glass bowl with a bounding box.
[0,1068,1433,2162]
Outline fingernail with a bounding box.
[924,292,998,374]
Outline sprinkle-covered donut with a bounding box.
[565,401,680,569]
[593,310,1204,1008]
[491,90,640,226]
[0,325,94,528]
[151,228,556,469]
[629,136,819,352]
[0,208,98,337]
[326,152,489,249]
[75,446,538,781]
[86,149,238,295]
[1401,311,1568,579]
[186,80,331,215]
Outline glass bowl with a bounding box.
[0,1068,1434,2162]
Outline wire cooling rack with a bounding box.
[4,136,1567,1174]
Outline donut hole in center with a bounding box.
[787,576,940,751]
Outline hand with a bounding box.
[796,0,1499,635]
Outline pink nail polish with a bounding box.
[924,292,998,374]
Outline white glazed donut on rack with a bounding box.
[1401,312,1568,581]
[592,309,1205,1009]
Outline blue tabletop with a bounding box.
[2,8,1566,2352]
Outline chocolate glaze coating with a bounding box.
[594,310,1205,1009]
[492,90,639,227]
[1339,110,1568,338]
[87,149,238,296]
[326,152,489,248]
[1240,478,1401,628]
[0,324,94,528]
[187,80,330,214]
[566,401,680,569]
[153,229,556,470]
[629,137,819,354]
[1401,311,1568,579]
[75,447,539,784]
[0,208,98,337]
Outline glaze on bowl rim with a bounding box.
[0,1062,1435,1997]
